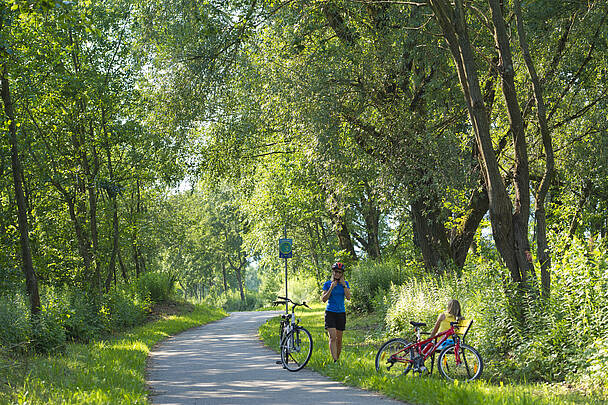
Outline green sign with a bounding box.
[279,238,292,258]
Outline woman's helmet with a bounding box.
[332,262,345,271]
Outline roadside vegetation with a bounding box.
[2,2,608,405]
[0,299,225,404]
[256,238,608,399]
[259,240,608,405]
[260,289,608,405]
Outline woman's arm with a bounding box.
[321,281,336,302]
[429,313,445,338]
[342,277,351,300]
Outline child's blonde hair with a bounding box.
[447,299,462,320]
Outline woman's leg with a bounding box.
[327,327,338,361]
[335,329,343,360]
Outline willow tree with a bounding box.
[243,0,491,272]
[427,0,608,312]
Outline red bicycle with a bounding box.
[375,319,483,381]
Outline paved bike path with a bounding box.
[147,311,404,405]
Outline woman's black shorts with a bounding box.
[324,311,346,331]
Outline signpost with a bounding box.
[279,238,293,259]
[279,227,292,313]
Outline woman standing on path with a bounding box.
[321,262,351,362]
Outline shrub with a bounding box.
[383,275,466,335]
[203,289,264,312]
[0,282,163,354]
[583,337,608,391]
[383,264,563,380]
[258,269,282,303]
[381,238,608,384]
[135,272,175,303]
[281,275,320,304]
[0,294,30,351]
[31,306,66,353]
[103,288,151,332]
[62,290,105,342]
[349,259,414,313]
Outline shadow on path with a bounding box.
[147,311,403,405]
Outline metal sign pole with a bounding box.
[284,225,288,314]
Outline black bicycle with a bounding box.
[273,296,313,372]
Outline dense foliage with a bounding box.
[0,303,225,404]
[1,0,607,397]
[382,236,608,386]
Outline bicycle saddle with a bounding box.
[410,321,427,328]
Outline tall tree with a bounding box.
[1,68,40,315]
[427,0,608,313]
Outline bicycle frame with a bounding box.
[388,324,462,368]
[275,296,309,341]
[273,296,313,372]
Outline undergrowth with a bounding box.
[258,302,607,405]
[0,303,226,405]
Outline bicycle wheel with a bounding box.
[437,343,483,381]
[281,326,313,372]
[375,338,414,377]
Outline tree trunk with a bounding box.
[104,196,119,292]
[411,197,452,272]
[140,254,148,273]
[348,117,486,272]
[226,244,246,301]
[334,219,358,261]
[133,178,142,278]
[133,243,141,278]
[86,123,99,278]
[450,185,489,268]
[428,0,532,322]
[361,188,382,259]
[69,28,100,291]
[565,181,591,247]
[221,262,228,293]
[488,0,535,288]
[235,263,245,301]
[1,70,40,316]
[65,195,93,271]
[104,143,120,292]
[513,0,555,299]
[71,122,100,289]
[326,193,358,260]
[118,248,128,282]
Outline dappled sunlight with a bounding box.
[148,311,399,404]
[111,341,149,354]
[258,304,608,405]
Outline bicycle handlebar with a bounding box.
[274,297,310,309]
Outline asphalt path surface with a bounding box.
[147,311,404,405]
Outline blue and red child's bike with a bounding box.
[375,319,483,381]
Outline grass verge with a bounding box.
[0,302,226,405]
[259,302,606,405]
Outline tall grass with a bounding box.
[259,303,607,405]
[378,237,608,390]
[0,303,226,404]
[269,238,608,401]
[0,271,175,354]
[348,259,415,314]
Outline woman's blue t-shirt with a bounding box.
[323,280,350,313]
